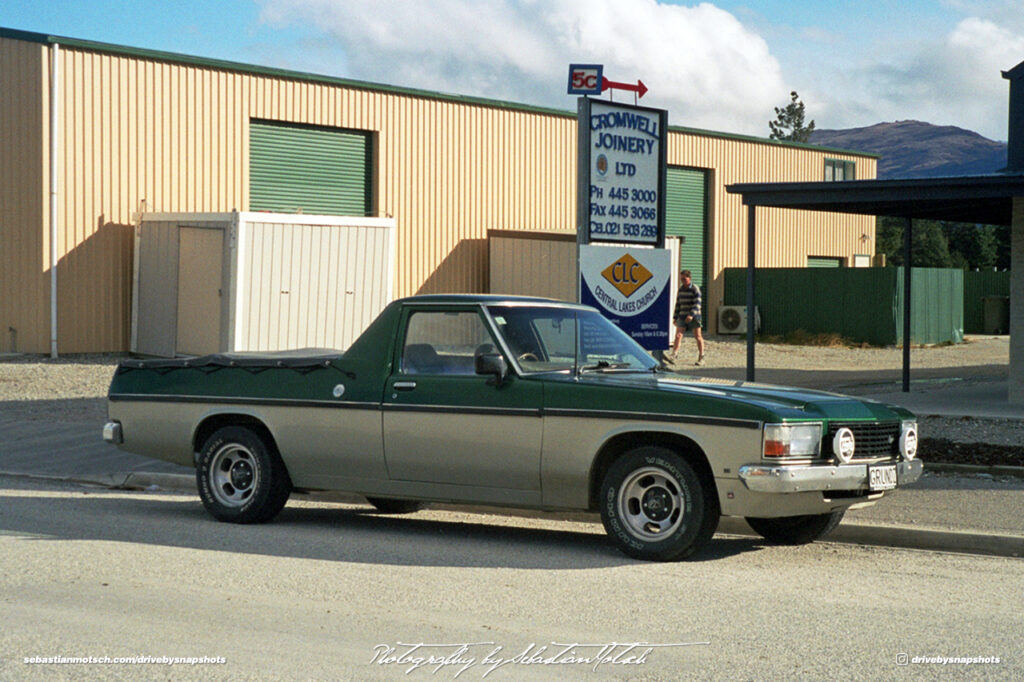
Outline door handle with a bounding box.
[392,381,417,391]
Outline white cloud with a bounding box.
[258,0,787,135]
[255,1,1024,140]
[816,15,1024,139]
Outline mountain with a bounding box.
[809,121,1007,180]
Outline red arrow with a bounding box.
[601,76,648,98]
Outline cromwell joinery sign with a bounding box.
[580,99,667,245]
[576,96,670,350]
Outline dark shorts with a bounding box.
[675,316,702,332]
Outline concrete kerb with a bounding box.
[0,470,195,493]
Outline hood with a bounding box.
[554,370,907,421]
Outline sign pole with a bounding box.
[576,96,593,302]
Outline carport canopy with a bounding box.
[725,173,1024,393]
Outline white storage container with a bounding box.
[132,211,395,357]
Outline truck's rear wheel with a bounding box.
[600,446,719,561]
[197,426,291,523]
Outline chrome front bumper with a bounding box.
[738,459,923,494]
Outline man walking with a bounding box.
[668,270,705,366]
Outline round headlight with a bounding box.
[901,426,918,460]
[833,427,855,464]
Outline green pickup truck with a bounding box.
[105,294,921,561]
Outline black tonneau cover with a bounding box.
[117,348,343,373]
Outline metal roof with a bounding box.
[727,173,1024,225]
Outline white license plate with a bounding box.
[869,464,898,491]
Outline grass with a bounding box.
[756,330,864,348]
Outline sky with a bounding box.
[2,0,1023,141]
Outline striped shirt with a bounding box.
[673,281,702,322]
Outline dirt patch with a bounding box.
[922,439,1024,467]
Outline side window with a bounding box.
[824,158,856,181]
[401,311,497,375]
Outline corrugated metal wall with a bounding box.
[0,37,46,353]
[53,52,248,352]
[6,33,875,352]
[723,267,963,345]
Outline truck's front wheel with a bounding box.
[197,426,291,523]
[600,446,719,561]
[745,510,845,545]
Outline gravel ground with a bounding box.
[2,337,1021,466]
[0,353,119,401]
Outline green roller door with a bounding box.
[250,120,371,216]
[807,256,843,268]
[665,166,707,289]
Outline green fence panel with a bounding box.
[895,268,964,345]
[724,267,963,346]
[723,268,897,345]
[963,270,1010,334]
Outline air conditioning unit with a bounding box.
[718,306,760,335]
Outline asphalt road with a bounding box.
[1,476,1020,681]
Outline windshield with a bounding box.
[487,305,658,373]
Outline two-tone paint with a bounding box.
[107,294,919,518]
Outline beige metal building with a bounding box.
[0,27,876,354]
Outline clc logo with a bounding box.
[601,254,652,298]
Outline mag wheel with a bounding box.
[197,426,291,524]
[600,446,719,561]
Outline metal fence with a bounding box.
[723,267,964,346]
[964,270,1010,334]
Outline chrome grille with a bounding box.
[826,421,900,459]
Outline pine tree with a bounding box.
[768,91,816,142]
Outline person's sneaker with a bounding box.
[664,350,676,362]
[695,354,705,366]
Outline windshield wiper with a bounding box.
[578,360,640,373]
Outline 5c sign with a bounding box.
[568,64,603,95]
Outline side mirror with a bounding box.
[475,353,508,385]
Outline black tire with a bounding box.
[600,446,719,561]
[196,426,292,524]
[745,510,846,545]
[366,497,423,514]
